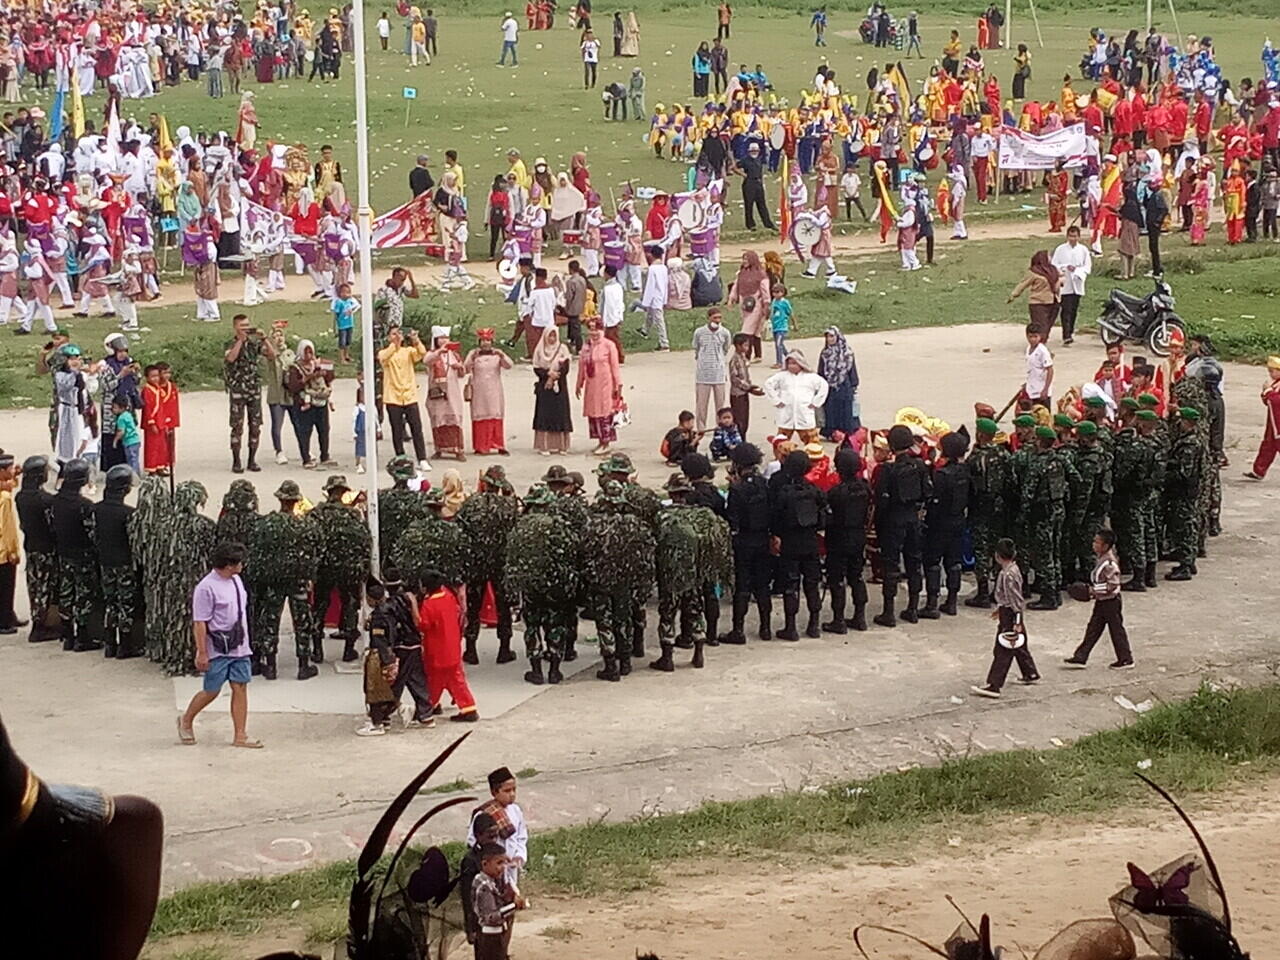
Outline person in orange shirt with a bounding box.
[419,569,479,721]
[1222,165,1246,244]
[141,362,180,474]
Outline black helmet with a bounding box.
[59,458,91,486]
[21,455,49,482]
[104,464,135,493]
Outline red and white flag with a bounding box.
[369,193,438,249]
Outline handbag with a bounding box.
[741,294,757,313]
[427,381,447,401]
[463,379,474,403]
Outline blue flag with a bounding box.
[49,88,65,141]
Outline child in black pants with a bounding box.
[972,538,1040,698]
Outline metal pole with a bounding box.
[1147,0,1153,32]
[1167,0,1182,49]
[1027,0,1044,48]
[1005,0,1012,51]
[352,0,380,577]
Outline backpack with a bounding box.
[891,459,925,506]
[788,485,820,530]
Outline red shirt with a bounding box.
[1112,98,1133,136]
[419,586,464,671]
[1082,103,1104,136]
[1166,100,1188,142]
[22,192,57,225]
[1194,101,1212,138]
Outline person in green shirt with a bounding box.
[111,397,142,475]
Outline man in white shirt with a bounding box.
[637,245,669,350]
[1050,224,1091,346]
[600,265,626,361]
[970,129,995,203]
[1024,324,1054,406]
[690,307,732,431]
[498,12,519,66]
[527,267,556,355]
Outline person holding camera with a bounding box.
[177,541,262,748]
[223,313,277,474]
[377,325,430,467]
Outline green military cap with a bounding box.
[1138,392,1160,407]
[1053,413,1076,428]
[1083,395,1108,408]
[1177,406,1201,420]
[1013,414,1037,428]
[322,474,351,494]
[663,472,694,495]
[596,478,629,504]
[1034,425,1056,440]
[523,483,555,506]
[608,452,636,474]
[275,479,302,501]
[1135,409,1158,421]
[975,417,999,435]
[1120,396,1140,410]
[1075,420,1099,436]
[542,464,572,486]
[480,464,513,494]
[387,455,416,479]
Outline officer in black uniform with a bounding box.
[49,458,103,652]
[822,447,870,634]
[875,424,932,627]
[682,452,727,646]
[771,449,826,640]
[94,465,144,659]
[721,443,773,643]
[14,456,60,644]
[921,430,971,619]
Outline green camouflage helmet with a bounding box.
[479,464,514,495]
[663,472,694,496]
[541,464,572,486]
[275,479,303,502]
[596,478,629,506]
[323,474,351,495]
[523,483,556,508]
[387,455,417,481]
[222,479,259,512]
[421,487,446,508]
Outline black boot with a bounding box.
[704,595,720,647]
[719,595,749,644]
[342,638,359,662]
[61,621,76,651]
[524,657,544,685]
[618,651,632,676]
[547,656,564,684]
[964,577,994,608]
[900,593,920,624]
[562,636,578,662]
[311,636,325,663]
[1143,561,1158,589]
[920,566,941,619]
[918,594,941,620]
[1028,591,1061,610]
[72,621,102,652]
[847,581,868,631]
[496,637,517,664]
[297,654,319,680]
[756,595,773,641]
[631,622,645,659]
[941,591,959,616]
[231,447,244,474]
[250,653,263,676]
[1164,564,1193,581]
[463,640,479,665]
[823,581,847,634]
[104,637,118,658]
[691,641,705,668]
[649,642,675,672]
[263,654,278,680]
[1121,575,1146,592]
[596,655,620,681]
[873,585,897,628]
[246,443,261,472]
[804,611,821,638]
[777,593,800,641]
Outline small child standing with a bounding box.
[113,245,144,331]
[661,409,700,466]
[840,163,867,221]
[356,580,399,737]
[111,396,143,475]
[709,406,743,461]
[471,845,519,960]
[353,375,367,474]
[971,538,1039,698]
[419,570,479,721]
[769,283,793,368]
[1064,528,1134,670]
[331,281,359,365]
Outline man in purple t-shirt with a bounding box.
[177,542,263,748]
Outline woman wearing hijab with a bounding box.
[569,152,591,197]
[285,339,337,468]
[434,171,464,252]
[464,328,513,455]
[532,326,573,454]
[439,468,467,519]
[175,179,202,231]
[1007,250,1061,338]
[576,320,623,456]
[620,10,640,57]
[815,140,841,219]
[728,249,770,361]
[425,326,467,461]
[817,327,860,439]
[549,172,586,256]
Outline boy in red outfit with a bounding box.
[141,362,180,474]
[419,571,480,722]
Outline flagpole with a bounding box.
[352,0,380,576]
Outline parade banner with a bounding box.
[997,123,1090,171]
[369,193,438,249]
[241,200,288,254]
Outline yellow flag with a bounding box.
[70,80,85,138]
[158,115,172,152]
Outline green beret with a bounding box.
[1120,397,1140,410]
[1075,420,1099,436]
[1013,414,1037,427]
[1034,425,1056,440]
[1053,413,1076,428]
[1138,392,1160,407]
[1083,395,1107,408]
[1177,406,1201,421]
[1136,409,1158,421]
[975,417,999,435]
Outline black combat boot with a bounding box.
[263,654,278,680]
[547,656,564,684]
[941,591,959,616]
[1121,575,1146,592]
[103,635,118,658]
[874,580,897,627]
[61,621,76,651]
[231,447,244,474]
[918,593,941,619]
[631,623,646,659]
[691,641,705,668]
[920,566,941,619]
[596,655,620,681]
[777,593,800,641]
[964,577,994,608]
[1143,561,1158,589]
[823,582,848,634]
[250,654,263,676]
[1164,565,1193,581]
[463,640,480,666]
[246,443,261,473]
[562,636,578,662]
[342,638,359,662]
[756,595,773,641]
[297,654,318,680]
[496,637,517,664]
[847,581,868,631]
[704,597,720,647]
[803,582,822,638]
[719,595,749,644]
[524,657,544,685]
[673,632,694,650]
[900,593,920,624]
[618,651,632,676]
[649,643,675,672]
[311,636,325,663]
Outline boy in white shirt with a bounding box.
[840,164,867,220]
[1023,324,1054,407]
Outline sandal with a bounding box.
[232,738,264,749]
[176,716,196,745]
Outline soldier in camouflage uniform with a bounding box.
[1134,407,1166,589]
[391,492,469,592]
[222,315,275,474]
[506,484,582,686]
[584,479,656,681]
[1081,394,1115,459]
[250,480,322,680]
[965,417,1008,608]
[1070,420,1112,584]
[49,458,103,652]
[1052,414,1083,585]
[456,465,521,666]
[216,480,262,548]
[1169,370,1217,557]
[310,476,371,662]
[1112,398,1154,592]
[14,456,60,643]
[94,465,144,659]
[165,482,218,674]
[1163,407,1205,581]
[1023,426,1075,610]
[379,455,431,566]
[596,453,661,659]
[543,464,589,662]
[1138,393,1170,563]
[129,476,174,663]
[1005,414,1039,581]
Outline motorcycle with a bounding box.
[1096,277,1185,357]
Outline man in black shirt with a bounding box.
[94,465,144,659]
[14,456,57,643]
[822,448,870,634]
[921,431,971,619]
[722,443,773,643]
[772,450,825,639]
[875,425,932,627]
[737,142,776,230]
[409,154,435,198]
[49,458,103,652]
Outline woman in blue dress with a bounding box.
[818,326,859,439]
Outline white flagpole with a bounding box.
[352,0,380,576]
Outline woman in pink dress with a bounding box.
[424,326,467,461]
[576,321,623,456]
[728,250,770,362]
[464,328,514,455]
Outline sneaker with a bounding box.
[1109,660,1135,670]
[417,459,433,472]
[355,721,387,737]
[970,685,1001,699]
[356,463,366,474]
[1016,674,1041,685]
[412,716,437,728]
[1062,657,1088,669]
[449,711,480,723]
[275,451,288,465]
[1242,471,1263,481]
[635,327,649,339]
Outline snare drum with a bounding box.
[690,228,716,257]
[512,224,533,254]
[599,222,619,244]
[603,241,626,270]
[561,230,583,246]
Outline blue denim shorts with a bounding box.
[337,327,353,348]
[203,655,252,692]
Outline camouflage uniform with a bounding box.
[545,465,591,663]
[378,455,431,566]
[129,476,176,663]
[1020,434,1075,608]
[1005,420,1038,576]
[455,465,521,664]
[965,437,1008,607]
[1169,374,1217,555]
[14,456,61,643]
[596,454,662,658]
[1138,414,1168,585]
[94,465,143,658]
[250,480,322,679]
[223,332,265,469]
[311,476,372,660]
[215,480,262,550]
[1070,430,1113,582]
[1163,413,1205,577]
[583,480,656,680]
[49,459,103,651]
[1111,420,1154,589]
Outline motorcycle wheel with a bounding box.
[1146,314,1185,358]
[1099,320,1124,348]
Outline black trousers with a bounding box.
[391,646,433,721]
[1147,227,1162,276]
[780,553,822,612]
[985,605,1038,690]
[717,23,730,39]
[1072,597,1132,664]
[713,67,728,93]
[923,522,963,599]
[583,61,597,88]
[489,223,504,258]
[293,405,331,463]
[386,402,428,461]
[742,181,775,230]
[844,196,868,220]
[607,97,627,120]
[733,545,772,603]
[693,73,708,97]
[0,562,16,628]
[1059,293,1081,341]
[878,516,924,601]
[1263,208,1278,239]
